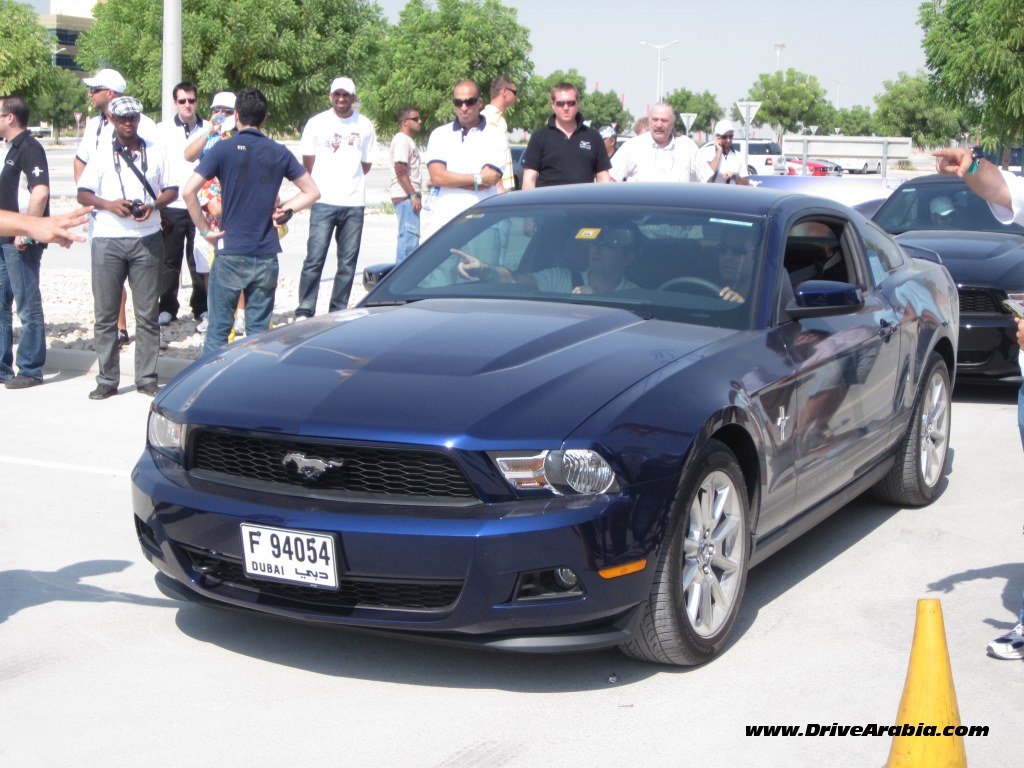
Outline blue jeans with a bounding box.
[203,253,278,356]
[0,243,46,381]
[394,198,420,263]
[296,203,365,315]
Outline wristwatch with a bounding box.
[968,146,983,174]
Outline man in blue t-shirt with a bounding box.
[183,87,320,355]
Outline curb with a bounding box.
[42,345,194,380]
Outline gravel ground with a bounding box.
[36,268,308,361]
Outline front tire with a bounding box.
[874,352,951,506]
[621,440,750,665]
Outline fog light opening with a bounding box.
[513,568,585,601]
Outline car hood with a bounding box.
[895,230,1024,287]
[161,299,729,446]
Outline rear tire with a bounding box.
[874,352,951,506]
[620,439,750,665]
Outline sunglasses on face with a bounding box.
[505,86,518,96]
[406,115,423,122]
[212,107,233,114]
[332,91,353,99]
[176,97,197,105]
[452,97,480,107]
[89,86,108,94]
[554,100,578,108]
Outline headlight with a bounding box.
[490,449,619,495]
[148,410,184,462]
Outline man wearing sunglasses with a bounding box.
[420,81,505,242]
[294,77,377,318]
[156,82,207,327]
[74,69,158,184]
[482,76,518,192]
[521,83,611,189]
[389,106,425,263]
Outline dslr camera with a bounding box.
[129,199,147,218]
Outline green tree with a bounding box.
[920,0,1024,159]
[873,70,962,147]
[834,105,875,136]
[76,0,387,133]
[664,88,723,136]
[581,89,631,133]
[364,0,533,134]
[34,68,91,144]
[742,69,832,134]
[0,0,54,98]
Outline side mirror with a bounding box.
[363,263,396,290]
[787,279,864,319]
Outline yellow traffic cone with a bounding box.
[885,598,968,767]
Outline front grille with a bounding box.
[958,287,1001,314]
[184,547,463,612]
[190,430,477,500]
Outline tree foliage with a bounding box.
[873,70,962,147]
[664,88,723,136]
[742,69,832,134]
[76,0,388,133]
[834,105,875,136]
[34,68,91,143]
[0,0,54,98]
[920,0,1024,151]
[364,0,533,134]
[581,90,632,134]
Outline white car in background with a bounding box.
[700,138,785,176]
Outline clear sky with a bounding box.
[375,0,928,118]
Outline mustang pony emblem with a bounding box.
[282,452,344,481]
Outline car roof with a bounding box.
[478,180,849,218]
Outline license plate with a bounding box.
[240,523,339,590]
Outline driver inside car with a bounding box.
[455,227,640,294]
[715,224,757,303]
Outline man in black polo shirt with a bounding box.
[521,83,612,189]
[182,87,319,355]
[0,95,50,389]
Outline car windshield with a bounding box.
[364,203,766,330]
[874,182,1024,235]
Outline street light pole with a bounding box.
[773,43,786,73]
[640,40,678,101]
[834,79,842,110]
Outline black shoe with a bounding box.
[5,374,43,389]
[118,329,131,347]
[136,382,160,397]
[89,384,118,400]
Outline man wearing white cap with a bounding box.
[294,76,377,318]
[700,119,749,185]
[74,68,157,183]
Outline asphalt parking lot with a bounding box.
[2,152,1022,766]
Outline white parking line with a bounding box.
[0,455,131,478]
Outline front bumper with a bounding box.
[956,314,1021,381]
[132,449,659,653]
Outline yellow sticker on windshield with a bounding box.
[575,228,601,240]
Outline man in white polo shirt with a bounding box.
[294,76,377,318]
[701,119,750,185]
[421,80,505,242]
[76,96,178,401]
[611,102,712,184]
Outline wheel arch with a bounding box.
[709,423,762,520]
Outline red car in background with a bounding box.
[778,156,831,176]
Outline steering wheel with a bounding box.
[658,276,723,295]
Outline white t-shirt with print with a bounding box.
[299,109,377,207]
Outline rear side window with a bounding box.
[747,142,782,155]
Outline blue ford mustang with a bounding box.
[133,184,959,665]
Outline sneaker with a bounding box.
[988,623,1024,659]
[234,309,246,336]
[196,312,209,333]
[158,311,173,325]
[5,374,43,389]
[117,328,131,347]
